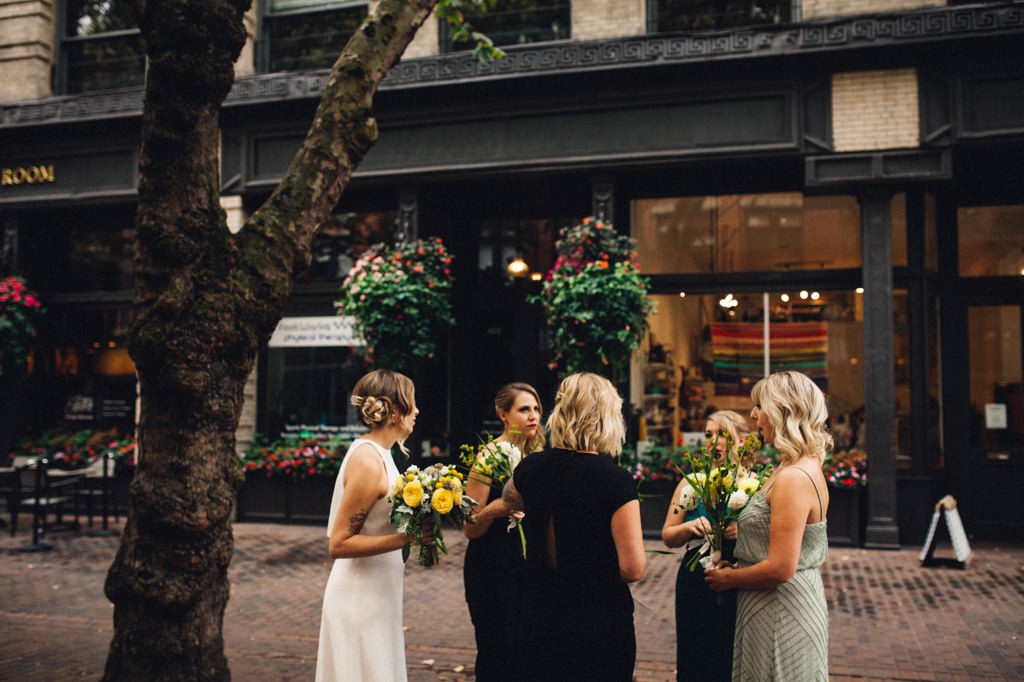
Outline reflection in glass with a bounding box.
[300,211,399,282]
[64,35,146,93]
[65,0,138,36]
[968,306,1023,448]
[958,205,1024,276]
[654,0,792,32]
[892,193,907,266]
[266,5,367,72]
[443,0,570,52]
[633,194,861,274]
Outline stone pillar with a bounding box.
[0,0,55,103]
[861,188,901,549]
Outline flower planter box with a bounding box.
[236,472,334,525]
[827,485,867,547]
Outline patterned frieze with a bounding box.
[1,2,1022,128]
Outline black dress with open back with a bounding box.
[511,447,638,682]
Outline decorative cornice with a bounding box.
[2,2,1022,129]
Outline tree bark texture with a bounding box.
[102,1,438,679]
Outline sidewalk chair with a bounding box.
[0,467,20,536]
[16,458,81,537]
[73,455,118,528]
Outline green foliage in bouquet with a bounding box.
[239,434,353,481]
[336,239,454,374]
[531,218,652,376]
[0,276,44,376]
[389,463,475,567]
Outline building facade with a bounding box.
[2,0,1023,544]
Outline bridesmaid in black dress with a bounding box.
[463,383,545,682]
[662,409,750,682]
[501,373,647,682]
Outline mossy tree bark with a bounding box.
[102,1,438,679]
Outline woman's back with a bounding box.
[512,448,638,681]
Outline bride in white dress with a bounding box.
[315,369,425,682]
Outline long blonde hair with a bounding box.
[494,382,546,453]
[351,369,416,455]
[546,373,625,456]
[750,371,832,465]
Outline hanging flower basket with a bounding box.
[531,217,652,376]
[336,239,454,374]
[0,276,44,376]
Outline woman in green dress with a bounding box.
[705,371,830,681]
[662,410,750,681]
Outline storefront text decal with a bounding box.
[268,315,365,348]
[1,164,55,186]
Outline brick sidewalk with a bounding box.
[1,520,1022,681]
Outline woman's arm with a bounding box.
[611,499,647,583]
[704,469,814,592]
[328,444,409,559]
[464,450,506,540]
[661,480,711,548]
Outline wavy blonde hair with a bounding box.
[750,371,832,465]
[495,382,546,454]
[351,369,416,454]
[546,373,625,456]
[706,409,751,465]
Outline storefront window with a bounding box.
[63,0,146,93]
[651,0,792,33]
[298,210,399,282]
[632,194,861,274]
[19,209,134,293]
[925,194,939,273]
[30,303,137,433]
[958,204,1024,276]
[263,0,367,72]
[892,193,907,266]
[894,290,911,467]
[441,0,570,53]
[630,290,864,448]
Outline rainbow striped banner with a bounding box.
[711,322,828,395]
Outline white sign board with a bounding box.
[984,403,1007,429]
[268,316,364,348]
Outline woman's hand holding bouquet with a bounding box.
[388,463,475,567]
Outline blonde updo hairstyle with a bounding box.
[351,369,416,454]
[495,382,546,454]
[546,373,626,457]
[706,409,751,465]
[750,370,833,466]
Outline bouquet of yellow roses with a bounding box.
[388,463,476,567]
[458,436,527,556]
[674,432,767,573]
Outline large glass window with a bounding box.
[633,194,861,274]
[62,0,146,93]
[261,209,398,438]
[652,0,793,33]
[958,204,1024,277]
[441,0,570,53]
[262,0,367,72]
[631,290,864,447]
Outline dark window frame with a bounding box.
[257,0,369,73]
[438,0,572,55]
[56,1,146,95]
[646,0,799,34]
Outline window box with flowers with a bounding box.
[824,449,868,547]
[532,218,652,378]
[236,435,355,524]
[336,239,454,375]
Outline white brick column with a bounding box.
[832,68,920,152]
[0,0,54,103]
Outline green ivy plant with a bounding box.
[0,276,44,377]
[336,238,455,374]
[531,217,653,376]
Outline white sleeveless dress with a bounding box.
[315,438,407,682]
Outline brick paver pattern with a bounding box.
[1,521,1022,681]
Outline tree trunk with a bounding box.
[102,1,437,679]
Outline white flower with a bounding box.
[727,490,750,511]
[678,484,699,511]
[699,549,722,571]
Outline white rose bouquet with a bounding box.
[458,436,528,557]
[388,463,476,567]
[674,432,768,573]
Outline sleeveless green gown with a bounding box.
[732,490,829,681]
